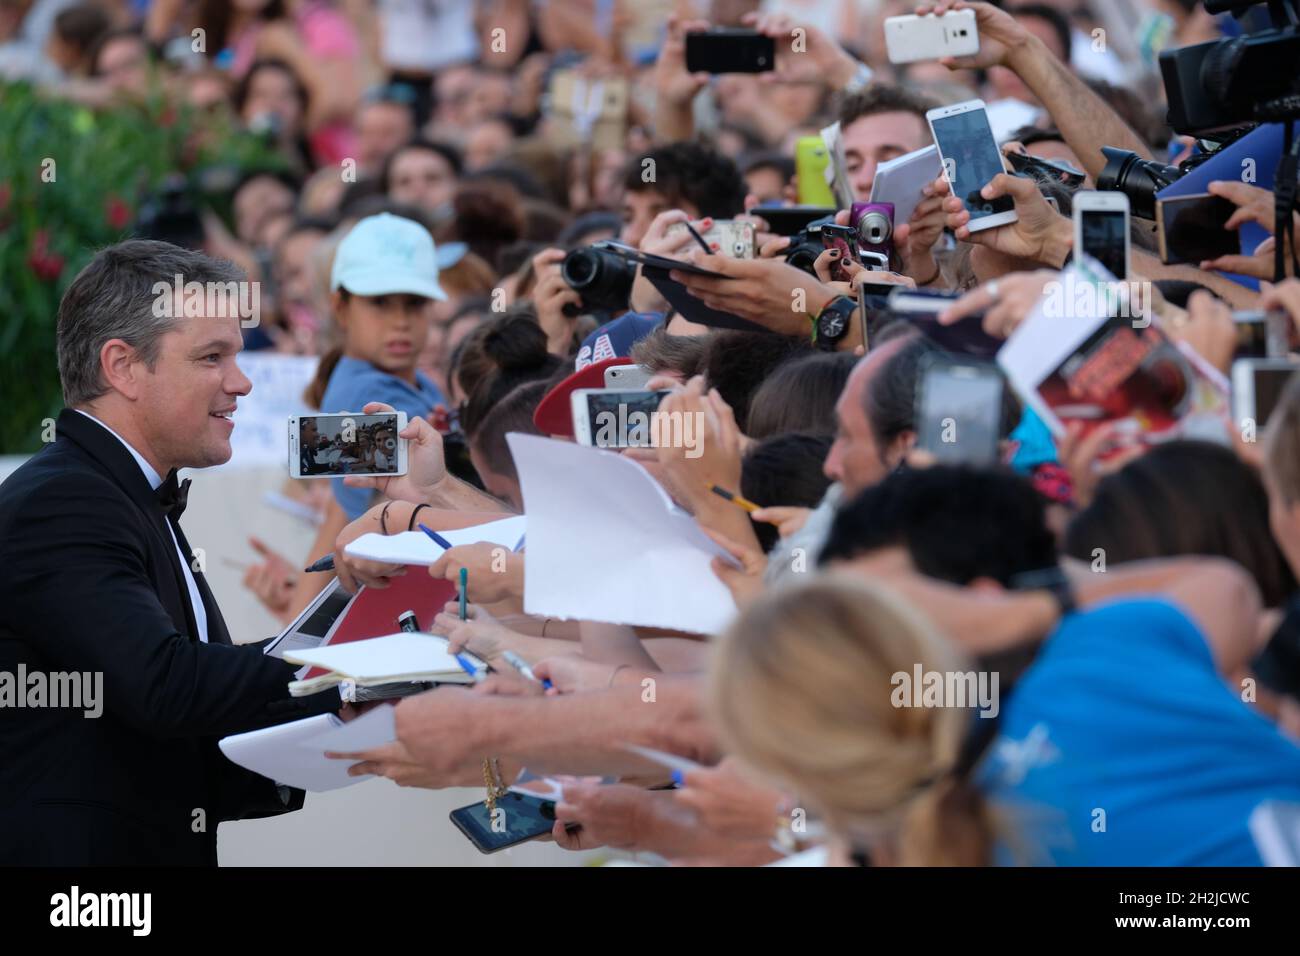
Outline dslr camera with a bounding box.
[560,241,638,317]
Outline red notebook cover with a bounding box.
[302,568,457,680]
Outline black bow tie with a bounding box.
[157,469,191,520]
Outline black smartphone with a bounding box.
[915,355,1005,466]
[1155,192,1238,265]
[684,28,775,74]
[887,288,1004,359]
[449,791,557,854]
[1004,149,1086,190]
[755,205,838,236]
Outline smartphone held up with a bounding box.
[927,99,1017,233]
[885,10,980,64]
[288,412,408,479]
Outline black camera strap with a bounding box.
[1275,119,1300,282]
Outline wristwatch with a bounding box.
[812,295,855,351]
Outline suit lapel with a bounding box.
[56,409,208,644]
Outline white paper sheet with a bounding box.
[218,714,365,792]
[219,705,399,792]
[304,702,397,753]
[344,515,527,566]
[507,434,738,634]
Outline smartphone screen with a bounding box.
[1080,208,1129,279]
[1157,193,1237,265]
[449,791,556,853]
[684,29,775,73]
[583,390,670,448]
[820,223,859,280]
[930,107,1014,224]
[295,413,401,476]
[916,360,1005,465]
[1253,366,1297,427]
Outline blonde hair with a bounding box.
[708,574,995,865]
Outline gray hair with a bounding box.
[56,239,246,406]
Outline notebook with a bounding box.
[285,632,487,696]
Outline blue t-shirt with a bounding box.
[979,598,1300,866]
[318,355,445,519]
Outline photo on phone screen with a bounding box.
[1079,207,1129,279]
[928,102,1015,231]
[291,412,405,477]
[449,791,556,854]
[916,358,1005,465]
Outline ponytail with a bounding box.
[304,345,343,410]
[899,773,995,866]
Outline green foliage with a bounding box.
[0,79,287,454]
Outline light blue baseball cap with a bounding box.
[330,213,447,301]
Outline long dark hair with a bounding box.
[1065,440,1297,606]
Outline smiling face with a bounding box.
[132,308,251,471]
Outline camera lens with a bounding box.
[857,210,892,247]
[561,245,637,316]
[1097,147,1181,221]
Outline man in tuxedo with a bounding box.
[0,240,345,865]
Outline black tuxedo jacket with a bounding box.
[0,409,340,865]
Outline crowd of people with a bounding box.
[6,0,1300,867]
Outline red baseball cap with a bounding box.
[533,357,635,438]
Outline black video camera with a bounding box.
[1160,0,1300,135]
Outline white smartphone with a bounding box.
[604,363,654,390]
[665,219,756,258]
[885,10,979,64]
[926,99,1018,233]
[570,388,669,448]
[288,411,408,478]
[1231,358,1298,430]
[915,355,1005,466]
[1073,191,1130,280]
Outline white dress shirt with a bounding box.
[75,410,209,644]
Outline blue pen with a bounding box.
[303,553,334,573]
[417,523,454,551]
[454,653,480,679]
